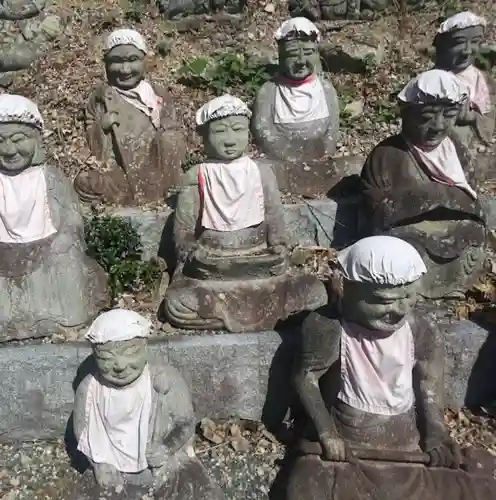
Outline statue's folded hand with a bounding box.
[93,462,124,488]
[320,434,347,462]
[427,437,462,469]
[146,445,168,469]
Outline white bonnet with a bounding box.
[105,28,147,54]
[338,236,427,286]
[274,17,321,43]
[196,94,251,126]
[397,69,468,105]
[85,309,152,344]
[437,11,486,34]
[0,94,44,130]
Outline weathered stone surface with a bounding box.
[95,197,361,262]
[320,26,387,72]
[89,193,496,262]
[0,319,493,442]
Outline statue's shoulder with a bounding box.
[302,305,341,338]
[254,79,276,100]
[366,134,410,164]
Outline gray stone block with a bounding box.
[0,320,494,442]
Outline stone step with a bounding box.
[86,192,496,262]
[0,319,493,442]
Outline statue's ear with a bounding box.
[31,129,46,165]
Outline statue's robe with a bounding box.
[77,82,185,205]
[73,360,224,499]
[359,134,486,298]
[163,160,327,332]
[0,164,108,341]
[288,306,496,500]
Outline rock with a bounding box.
[320,26,388,73]
[344,98,364,118]
[264,3,276,13]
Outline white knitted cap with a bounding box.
[274,17,321,42]
[0,94,44,130]
[437,11,486,34]
[85,309,152,344]
[338,236,427,285]
[196,94,251,126]
[397,69,468,105]
[105,28,147,54]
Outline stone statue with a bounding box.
[0,95,108,342]
[156,0,245,19]
[162,95,327,332]
[434,11,496,177]
[0,0,62,88]
[287,236,496,500]
[74,29,186,206]
[288,0,388,21]
[252,18,355,196]
[359,70,486,299]
[73,309,224,499]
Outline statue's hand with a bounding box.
[427,437,462,469]
[320,434,347,462]
[458,100,477,125]
[268,244,286,256]
[146,445,167,469]
[93,462,124,488]
[101,111,120,133]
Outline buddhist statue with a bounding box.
[359,69,486,299]
[288,235,496,500]
[0,0,62,88]
[434,11,495,177]
[162,95,327,332]
[252,18,358,196]
[0,95,108,342]
[74,29,186,206]
[73,309,224,500]
[288,0,388,21]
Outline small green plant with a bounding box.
[375,99,399,124]
[123,0,145,22]
[85,215,161,300]
[178,52,272,98]
[363,54,377,74]
[157,39,172,57]
[336,85,359,128]
[181,150,205,172]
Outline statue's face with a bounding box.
[204,115,250,161]
[93,338,147,387]
[342,281,418,334]
[279,39,318,80]
[0,123,38,174]
[105,44,146,90]
[435,26,484,73]
[401,102,460,150]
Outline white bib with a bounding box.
[77,365,153,473]
[338,320,415,416]
[0,166,57,244]
[274,75,329,124]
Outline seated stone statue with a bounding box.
[0,0,61,88]
[0,94,108,342]
[434,11,496,176]
[288,236,496,500]
[73,309,224,499]
[288,0,388,21]
[74,29,186,206]
[359,69,486,299]
[162,95,327,332]
[251,18,355,196]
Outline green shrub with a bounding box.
[84,215,161,300]
[177,52,272,98]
